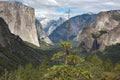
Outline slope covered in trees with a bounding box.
[0,42,120,80]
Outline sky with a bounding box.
[2,0,120,19]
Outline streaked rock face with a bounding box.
[94,11,119,30]
[98,24,120,51]
[35,19,53,45]
[77,10,120,51]
[0,1,39,46]
[0,17,23,47]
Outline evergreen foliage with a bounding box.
[0,42,120,80]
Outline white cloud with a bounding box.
[22,0,120,19]
[104,2,115,6]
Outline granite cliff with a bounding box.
[0,1,39,46]
[77,10,120,51]
[35,19,53,45]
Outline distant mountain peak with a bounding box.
[38,17,67,36]
[49,13,96,43]
[86,12,94,15]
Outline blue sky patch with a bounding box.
[16,0,23,2]
[57,8,70,13]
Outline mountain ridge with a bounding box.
[39,17,66,36]
[49,13,97,43]
[0,17,42,71]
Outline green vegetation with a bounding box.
[44,42,92,80]
[0,42,120,80]
[104,43,120,63]
[91,29,107,39]
[112,14,120,21]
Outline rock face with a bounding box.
[39,18,55,34]
[47,17,66,36]
[39,17,66,36]
[49,14,96,43]
[0,17,42,70]
[98,24,120,51]
[35,19,53,45]
[0,1,39,46]
[77,10,120,51]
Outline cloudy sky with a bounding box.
[3,0,120,19]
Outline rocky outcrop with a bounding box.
[0,17,42,70]
[35,19,53,45]
[77,10,120,51]
[39,18,55,33]
[39,17,66,36]
[49,14,96,43]
[47,17,66,36]
[0,1,39,46]
[98,24,120,51]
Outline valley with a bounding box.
[0,1,120,80]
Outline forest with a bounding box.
[0,42,120,80]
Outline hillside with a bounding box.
[0,17,42,71]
